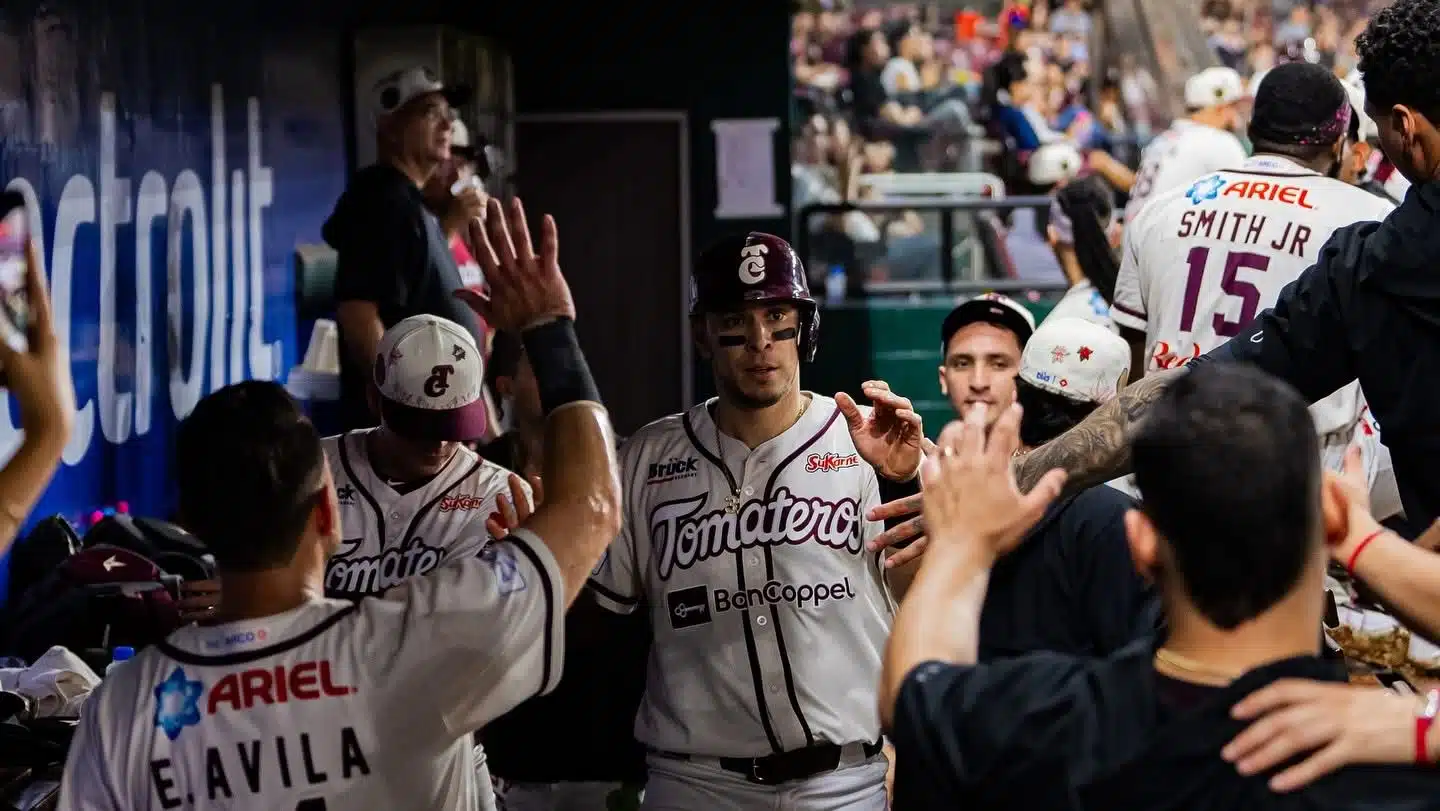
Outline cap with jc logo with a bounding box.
[1020,317,1131,404]
[373,315,488,441]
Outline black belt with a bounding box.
[649,739,884,786]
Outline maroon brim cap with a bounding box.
[380,396,489,442]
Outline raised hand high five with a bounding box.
[455,197,575,332]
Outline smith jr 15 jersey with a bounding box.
[58,529,565,811]
[589,394,894,758]
[1113,154,1396,471]
[323,429,530,598]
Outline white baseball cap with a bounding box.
[372,315,488,441]
[371,66,471,123]
[941,293,1038,351]
[1341,70,1378,142]
[1019,317,1130,404]
[1027,143,1084,187]
[1185,67,1245,110]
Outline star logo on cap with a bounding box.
[1051,345,1070,364]
[452,344,466,362]
[1078,346,1093,361]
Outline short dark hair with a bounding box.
[1131,364,1320,630]
[1247,62,1349,153]
[1357,0,1440,123]
[176,381,326,572]
[1016,379,1098,447]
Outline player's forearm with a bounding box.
[880,541,993,730]
[518,318,622,605]
[1013,368,1180,493]
[1349,529,1440,643]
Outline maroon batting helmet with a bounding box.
[689,232,820,361]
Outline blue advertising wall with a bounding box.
[0,3,349,602]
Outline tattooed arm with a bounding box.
[1013,368,1183,493]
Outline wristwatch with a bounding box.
[1415,688,1440,765]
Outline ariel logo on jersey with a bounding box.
[650,487,864,580]
[1187,175,1226,204]
[154,668,206,740]
[647,456,699,485]
[325,535,445,597]
[805,452,859,473]
[153,662,356,740]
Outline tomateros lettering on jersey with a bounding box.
[325,536,444,598]
[649,486,865,580]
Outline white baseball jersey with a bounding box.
[323,429,529,598]
[58,529,565,811]
[589,395,893,758]
[1123,119,1248,223]
[1113,154,1395,473]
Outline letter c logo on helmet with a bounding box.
[738,244,769,284]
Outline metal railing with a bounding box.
[795,196,1069,297]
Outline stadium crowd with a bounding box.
[10,1,1440,810]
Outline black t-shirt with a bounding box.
[322,164,482,431]
[892,643,1440,810]
[980,485,1160,661]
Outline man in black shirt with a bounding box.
[880,364,1440,810]
[979,317,1158,661]
[324,65,484,431]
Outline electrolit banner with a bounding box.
[0,13,348,601]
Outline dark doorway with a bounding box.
[514,114,691,436]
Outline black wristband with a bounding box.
[519,317,603,415]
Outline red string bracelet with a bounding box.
[1345,528,1386,578]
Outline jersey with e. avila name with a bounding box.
[1123,119,1249,224]
[1113,155,1395,468]
[323,429,530,598]
[589,394,893,759]
[57,529,565,811]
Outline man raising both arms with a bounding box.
[58,197,620,811]
[590,233,925,810]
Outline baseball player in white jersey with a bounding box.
[323,313,530,601]
[1112,63,1395,483]
[589,232,925,810]
[1122,66,1249,224]
[58,198,619,811]
[321,313,530,811]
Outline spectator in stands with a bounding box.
[325,66,482,433]
[1048,0,1092,38]
[848,26,924,138]
[1001,143,1080,283]
[421,118,486,291]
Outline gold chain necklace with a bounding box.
[1153,648,1245,687]
[713,396,810,514]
